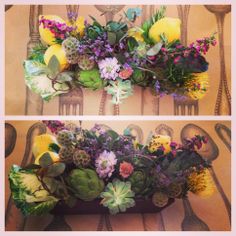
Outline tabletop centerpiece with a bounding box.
[24,6,216,105]
[9,121,215,215]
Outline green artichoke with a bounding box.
[67,168,104,201]
[76,69,104,90]
[131,69,148,87]
[100,179,135,214]
[128,170,154,196]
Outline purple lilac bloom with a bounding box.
[98,57,121,80]
[39,16,74,40]
[95,150,117,179]
[154,80,161,93]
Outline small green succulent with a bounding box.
[67,168,104,201]
[76,69,104,90]
[100,179,135,214]
[128,169,154,196]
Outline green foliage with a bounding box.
[128,170,154,196]
[48,143,60,153]
[77,69,105,90]
[131,69,148,87]
[23,59,70,101]
[46,163,66,177]
[164,62,192,86]
[105,79,133,104]
[124,8,142,22]
[100,180,135,214]
[164,150,207,177]
[67,168,104,201]
[147,42,163,56]
[24,60,50,76]
[28,44,47,64]
[9,165,58,216]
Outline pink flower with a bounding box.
[119,161,134,178]
[119,67,133,80]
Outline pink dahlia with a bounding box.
[119,161,134,178]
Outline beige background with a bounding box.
[5,5,231,115]
[5,120,231,231]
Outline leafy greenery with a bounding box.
[28,44,47,64]
[9,165,59,216]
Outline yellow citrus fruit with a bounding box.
[34,151,60,165]
[39,15,66,45]
[148,135,171,154]
[149,17,181,43]
[128,28,144,42]
[32,134,58,157]
[44,44,69,71]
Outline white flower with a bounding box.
[95,150,117,179]
[98,57,121,80]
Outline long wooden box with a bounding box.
[51,198,175,215]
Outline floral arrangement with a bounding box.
[24,7,216,104]
[9,121,216,216]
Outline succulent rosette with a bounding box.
[100,179,135,214]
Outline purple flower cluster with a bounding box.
[43,120,66,134]
[95,150,117,179]
[39,16,74,41]
[189,35,217,56]
[78,33,113,62]
[153,35,217,67]
[183,135,208,150]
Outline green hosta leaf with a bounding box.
[48,143,60,153]
[43,177,59,193]
[106,130,119,140]
[39,152,53,168]
[107,31,117,45]
[24,60,50,76]
[46,162,66,177]
[107,21,126,31]
[47,55,60,76]
[123,128,131,136]
[147,42,163,56]
[56,72,73,82]
[125,8,142,22]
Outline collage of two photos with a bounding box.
[4,3,232,232]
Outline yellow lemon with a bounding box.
[148,134,171,154]
[44,44,69,71]
[128,28,144,42]
[185,72,209,100]
[34,151,60,165]
[32,134,58,157]
[39,15,66,45]
[149,17,181,43]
